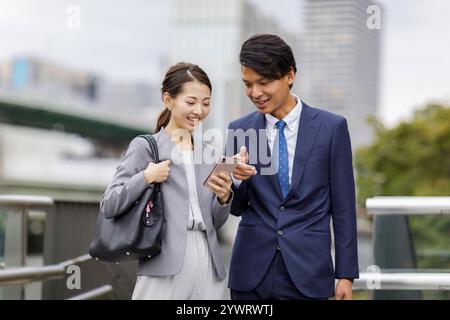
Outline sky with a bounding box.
[1,0,449,126]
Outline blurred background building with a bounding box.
[0,56,160,122]
[0,56,99,104]
[168,0,300,132]
[0,0,382,300]
[0,55,157,189]
[1,0,449,300]
[300,0,381,148]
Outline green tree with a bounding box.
[355,103,450,298]
[356,104,450,205]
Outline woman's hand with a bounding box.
[144,160,171,184]
[207,171,232,204]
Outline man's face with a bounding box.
[241,66,294,116]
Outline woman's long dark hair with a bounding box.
[156,62,212,132]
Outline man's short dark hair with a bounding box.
[240,33,297,89]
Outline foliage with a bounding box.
[355,104,450,298]
[356,104,450,206]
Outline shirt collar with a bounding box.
[265,94,302,131]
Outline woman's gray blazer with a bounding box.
[99,128,231,280]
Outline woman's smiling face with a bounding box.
[164,79,211,132]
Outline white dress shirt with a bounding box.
[264,94,302,185]
[232,94,302,187]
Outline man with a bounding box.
[227,34,359,300]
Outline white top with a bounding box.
[181,150,206,231]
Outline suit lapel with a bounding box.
[156,128,189,219]
[285,102,321,201]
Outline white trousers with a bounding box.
[132,230,226,300]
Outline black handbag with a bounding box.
[89,134,165,262]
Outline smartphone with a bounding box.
[203,156,238,186]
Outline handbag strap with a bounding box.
[138,134,161,192]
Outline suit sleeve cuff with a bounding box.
[337,277,354,283]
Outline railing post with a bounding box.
[3,209,27,299]
[366,196,450,299]
[373,214,421,299]
[19,209,28,299]
[0,195,53,299]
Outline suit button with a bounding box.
[280,206,285,212]
[277,245,280,250]
[277,230,283,236]
[248,201,251,206]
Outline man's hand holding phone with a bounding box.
[232,146,257,181]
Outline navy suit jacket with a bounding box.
[226,102,359,298]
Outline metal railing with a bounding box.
[67,285,114,300]
[0,194,55,298]
[0,254,92,286]
[354,272,450,291]
[0,253,114,300]
[366,196,450,215]
[0,194,55,208]
[3,194,447,298]
[1,195,118,299]
[0,264,66,286]
[363,196,450,297]
[0,194,54,268]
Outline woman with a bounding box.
[100,62,233,299]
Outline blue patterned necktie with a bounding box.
[275,120,290,198]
